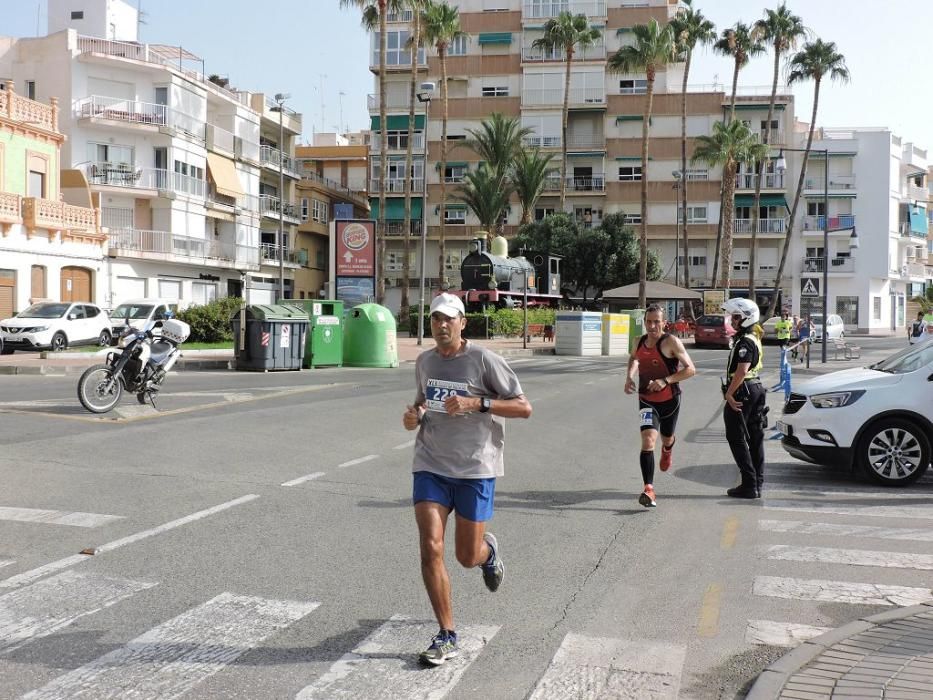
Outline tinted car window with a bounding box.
[111,304,155,320]
[69,305,87,319]
[696,315,724,325]
[83,305,100,318]
[19,303,69,318]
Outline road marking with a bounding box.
[758,519,933,542]
[720,516,740,550]
[392,440,416,450]
[21,592,320,700]
[0,559,13,570]
[296,615,498,699]
[763,482,929,498]
[0,495,259,591]
[765,499,933,521]
[337,454,378,468]
[0,506,123,528]
[0,570,156,655]
[281,472,325,487]
[763,544,933,571]
[745,620,830,647]
[753,576,933,607]
[528,633,686,700]
[697,583,721,638]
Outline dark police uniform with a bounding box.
[723,331,767,497]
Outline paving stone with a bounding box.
[781,690,830,700]
[789,674,836,688]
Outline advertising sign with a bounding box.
[335,220,375,277]
[703,289,725,315]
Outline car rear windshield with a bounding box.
[19,303,69,318]
[111,304,154,320]
[696,315,724,325]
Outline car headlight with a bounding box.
[810,390,865,408]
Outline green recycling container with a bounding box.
[621,309,645,353]
[230,304,308,371]
[279,299,344,368]
[343,303,398,368]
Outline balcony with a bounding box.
[904,261,933,279]
[805,174,857,190]
[523,135,562,148]
[367,93,415,111]
[0,86,57,131]
[108,229,259,269]
[260,145,301,179]
[22,197,102,240]
[83,163,205,198]
[206,124,235,156]
[734,218,787,234]
[383,220,423,237]
[370,177,424,194]
[898,221,928,239]
[759,128,785,144]
[522,0,607,18]
[259,243,302,266]
[906,183,927,202]
[294,166,369,209]
[543,175,606,192]
[803,215,856,231]
[522,87,606,107]
[259,194,300,223]
[801,256,855,274]
[735,173,785,189]
[566,136,605,150]
[521,44,606,62]
[0,192,22,228]
[76,95,204,140]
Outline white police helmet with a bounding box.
[722,297,760,328]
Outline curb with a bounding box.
[0,359,233,375]
[746,602,933,699]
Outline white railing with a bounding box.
[802,256,855,273]
[259,194,300,221]
[369,177,424,193]
[259,145,300,177]
[522,0,607,18]
[805,174,857,190]
[522,88,605,105]
[735,173,785,189]
[0,191,22,223]
[367,93,414,110]
[206,124,235,154]
[544,175,605,192]
[686,83,791,96]
[523,135,561,148]
[521,44,606,62]
[759,128,785,144]
[371,133,425,151]
[907,183,927,201]
[108,229,259,267]
[803,215,856,231]
[734,218,787,233]
[235,136,261,163]
[84,164,205,198]
[76,95,204,139]
[259,243,301,265]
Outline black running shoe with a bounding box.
[481,533,504,592]
[419,630,458,666]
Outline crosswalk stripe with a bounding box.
[0,570,156,655]
[295,615,499,699]
[745,620,830,647]
[764,499,933,520]
[281,472,325,487]
[0,506,123,528]
[21,592,320,700]
[528,633,686,700]
[763,544,933,571]
[753,575,933,607]
[759,519,933,542]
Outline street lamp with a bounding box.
[672,170,683,288]
[272,92,291,300]
[415,82,435,346]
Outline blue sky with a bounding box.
[5,1,931,148]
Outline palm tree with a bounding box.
[466,112,531,182]
[422,0,464,289]
[607,18,676,307]
[767,39,850,318]
[531,12,601,211]
[512,148,556,225]
[692,120,769,290]
[749,3,806,303]
[669,1,715,291]
[457,165,513,233]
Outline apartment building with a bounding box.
[0,0,303,308]
[0,85,105,318]
[366,0,796,312]
[787,128,932,334]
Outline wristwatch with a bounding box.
[480,397,492,413]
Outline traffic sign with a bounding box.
[800,277,820,297]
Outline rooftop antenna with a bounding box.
[319,73,327,136]
[137,0,148,40]
[338,91,346,135]
[36,3,40,36]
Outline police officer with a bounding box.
[721,298,767,499]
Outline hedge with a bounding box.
[176,296,243,343]
[406,307,556,338]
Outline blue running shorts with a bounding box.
[413,471,496,522]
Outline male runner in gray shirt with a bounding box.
[402,293,532,666]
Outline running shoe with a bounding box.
[638,485,657,508]
[419,630,458,666]
[659,445,674,472]
[481,532,504,592]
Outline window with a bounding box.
[27,171,45,198]
[677,205,708,223]
[872,296,882,321]
[807,201,826,216]
[623,213,641,224]
[688,250,707,267]
[88,142,134,166]
[71,10,84,19]
[386,251,416,272]
[25,80,36,100]
[383,129,423,150]
[619,79,647,94]
[316,249,326,270]
[535,207,555,221]
[445,250,464,271]
[311,199,328,223]
[444,164,467,183]
[444,208,466,224]
[618,166,642,181]
[481,86,508,97]
[374,30,425,66]
[446,134,466,142]
[386,8,413,21]
[449,35,468,56]
[301,198,309,221]
[685,168,708,181]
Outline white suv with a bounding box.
[777,341,933,486]
[0,302,112,353]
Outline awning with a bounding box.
[370,114,426,131]
[567,151,606,157]
[369,197,422,220]
[615,156,652,161]
[443,203,467,210]
[803,192,857,198]
[437,161,468,170]
[206,153,244,199]
[733,104,786,112]
[735,194,788,209]
[910,206,928,235]
[478,32,512,45]
[616,115,651,125]
[616,27,633,34]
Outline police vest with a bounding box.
[727,333,763,380]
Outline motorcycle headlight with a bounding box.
[810,390,865,409]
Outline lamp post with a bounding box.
[416,82,435,346]
[672,170,683,289]
[273,92,291,300]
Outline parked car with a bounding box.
[0,302,112,352]
[808,313,845,341]
[108,299,175,344]
[777,341,933,486]
[693,314,734,348]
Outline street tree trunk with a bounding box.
[560,47,572,212]
[639,67,656,308]
[720,159,737,290]
[680,50,692,291]
[437,48,448,290]
[376,2,388,303]
[401,11,420,316]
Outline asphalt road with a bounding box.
[0,338,930,699]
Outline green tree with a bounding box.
[531,12,601,211]
[512,148,556,225]
[422,0,464,289]
[911,288,933,314]
[767,39,850,318]
[513,211,580,260]
[465,112,531,181]
[669,0,715,289]
[456,165,513,234]
[607,18,676,307]
[713,22,765,121]
[749,3,807,302]
[692,120,769,290]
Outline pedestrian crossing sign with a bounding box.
[800,278,820,296]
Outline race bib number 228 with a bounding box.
[425,378,469,412]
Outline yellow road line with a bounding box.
[721,516,740,550]
[697,583,722,638]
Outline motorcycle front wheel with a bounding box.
[77,364,124,414]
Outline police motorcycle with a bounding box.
[77,312,190,414]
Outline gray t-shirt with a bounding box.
[413,340,524,479]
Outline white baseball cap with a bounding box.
[429,293,465,318]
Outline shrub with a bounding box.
[177,296,243,343]
[407,307,556,338]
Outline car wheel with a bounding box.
[857,418,931,487]
[51,332,67,352]
[98,329,112,347]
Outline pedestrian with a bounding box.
[721,298,768,499]
[402,293,532,666]
[624,303,696,508]
[908,311,929,344]
[775,309,793,352]
[796,314,812,363]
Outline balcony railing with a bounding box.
[734,218,787,233]
[0,192,22,225]
[369,177,424,193]
[543,175,605,192]
[259,194,300,222]
[522,87,606,106]
[905,261,933,278]
[22,197,101,234]
[735,173,785,189]
[521,44,606,62]
[803,215,856,231]
[383,220,424,236]
[259,243,301,265]
[906,183,927,202]
[801,256,855,273]
[523,135,562,148]
[758,128,785,144]
[108,229,259,267]
[206,124,235,155]
[367,93,416,110]
[522,0,607,18]
[76,95,204,139]
[82,163,205,198]
[898,221,927,239]
[371,134,425,151]
[260,145,301,178]
[805,174,857,190]
[0,85,57,131]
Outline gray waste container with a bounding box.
[231,304,308,371]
